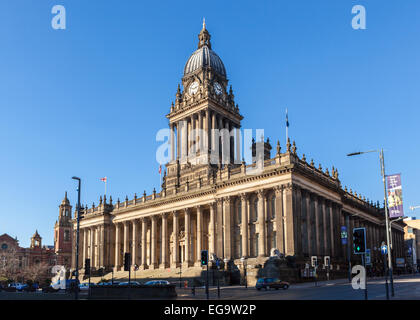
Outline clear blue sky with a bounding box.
[1,0,419,247]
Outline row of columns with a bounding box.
[170,109,241,163]
[73,186,406,271]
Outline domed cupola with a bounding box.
[183,19,227,78]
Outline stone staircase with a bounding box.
[85,265,209,285]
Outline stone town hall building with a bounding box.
[71,23,405,283]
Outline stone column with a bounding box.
[99,225,105,268]
[89,227,94,267]
[240,193,248,258]
[274,186,284,255]
[235,126,241,164]
[196,206,203,265]
[322,198,328,256]
[257,190,266,257]
[211,112,217,156]
[172,211,180,267]
[209,203,216,255]
[205,109,210,154]
[170,123,175,162]
[314,195,320,256]
[182,120,188,159]
[216,198,224,257]
[187,116,192,157]
[123,221,130,257]
[132,219,139,267]
[305,191,312,256]
[223,197,232,260]
[141,218,148,269]
[284,185,295,256]
[197,111,202,154]
[176,122,180,159]
[329,202,335,257]
[151,215,157,268]
[184,209,191,266]
[114,223,121,270]
[218,116,223,161]
[161,213,168,268]
[82,228,87,267]
[95,227,100,268]
[293,186,303,256]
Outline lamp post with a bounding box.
[347,149,394,298]
[71,176,81,300]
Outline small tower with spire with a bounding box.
[54,192,73,268]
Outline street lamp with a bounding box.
[71,176,81,300]
[347,149,394,298]
[240,257,247,288]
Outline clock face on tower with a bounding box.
[214,82,222,95]
[188,81,199,95]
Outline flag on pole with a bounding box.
[158,165,162,175]
[286,108,289,128]
[100,177,107,196]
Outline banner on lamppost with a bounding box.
[386,173,404,218]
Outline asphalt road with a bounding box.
[176,274,420,300]
[1,274,419,300]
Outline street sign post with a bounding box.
[365,249,371,266]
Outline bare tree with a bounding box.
[0,247,22,282]
[23,262,50,283]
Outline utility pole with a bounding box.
[71,176,81,300]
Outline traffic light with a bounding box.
[201,250,208,266]
[353,227,366,254]
[124,252,131,271]
[84,258,90,275]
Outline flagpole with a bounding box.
[105,178,107,197]
[286,108,289,145]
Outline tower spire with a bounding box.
[198,19,211,49]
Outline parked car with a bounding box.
[144,280,170,286]
[118,281,141,286]
[23,283,39,292]
[8,283,27,291]
[255,278,290,290]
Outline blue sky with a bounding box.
[1,0,419,247]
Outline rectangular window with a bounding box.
[408,227,413,234]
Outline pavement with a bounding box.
[175,274,420,300]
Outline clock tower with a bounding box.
[54,192,73,268]
[164,21,243,194]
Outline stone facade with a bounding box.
[71,24,405,284]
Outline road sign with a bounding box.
[365,249,371,266]
[311,256,318,267]
[341,226,348,245]
[381,244,388,255]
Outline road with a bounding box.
[176,274,420,300]
[1,274,419,300]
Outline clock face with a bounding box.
[188,81,199,95]
[214,82,222,95]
